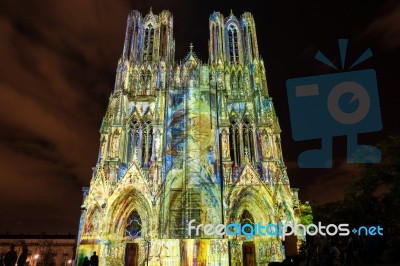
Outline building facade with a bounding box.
[76,9,299,266]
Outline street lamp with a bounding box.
[33,254,40,266]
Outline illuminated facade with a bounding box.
[76,9,299,266]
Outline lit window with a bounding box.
[125,210,142,237]
[143,25,154,62]
[228,25,239,63]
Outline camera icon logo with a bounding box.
[286,39,382,168]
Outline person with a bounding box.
[329,240,341,266]
[90,251,98,266]
[352,235,360,264]
[82,256,90,266]
[283,232,299,266]
[315,233,329,266]
[3,245,17,266]
[17,245,28,266]
[345,237,354,264]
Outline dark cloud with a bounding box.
[0,0,398,233]
[363,0,400,51]
[0,0,129,233]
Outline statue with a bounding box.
[222,135,229,159]
[111,132,120,157]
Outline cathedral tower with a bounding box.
[76,9,299,266]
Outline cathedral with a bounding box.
[76,9,300,266]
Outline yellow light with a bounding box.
[34,254,39,259]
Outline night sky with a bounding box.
[1,0,399,234]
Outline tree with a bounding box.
[299,201,313,226]
[344,134,400,228]
[313,134,400,229]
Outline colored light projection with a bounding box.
[76,9,300,266]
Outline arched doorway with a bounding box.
[124,210,142,266]
[241,210,256,266]
[106,185,151,266]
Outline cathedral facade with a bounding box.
[76,9,300,266]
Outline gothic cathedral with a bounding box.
[76,9,300,266]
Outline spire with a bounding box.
[228,9,237,19]
[183,42,199,68]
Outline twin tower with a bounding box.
[76,9,299,266]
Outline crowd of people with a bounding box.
[270,229,399,266]
[1,234,398,265]
[296,232,399,266]
[83,252,99,266]
[0,245,28,266]
[0,246,99,266]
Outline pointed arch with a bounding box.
[123,10,142,60]
[241,13,258,61]
[125,210,142,238]
[128,16,139,60]
[228,169,275,225]
[240,209,254,225]
[159,21,169,60]
[227,24,239,63]
[229,116,241,166]
[243,116,256,163]
[240,210,255,234]
[242,22,255,61]
[210,14,224,63]
[127,115,153,168]
[143,24,155,62]
[107,186,151,238]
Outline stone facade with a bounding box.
[76,9,299,266]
